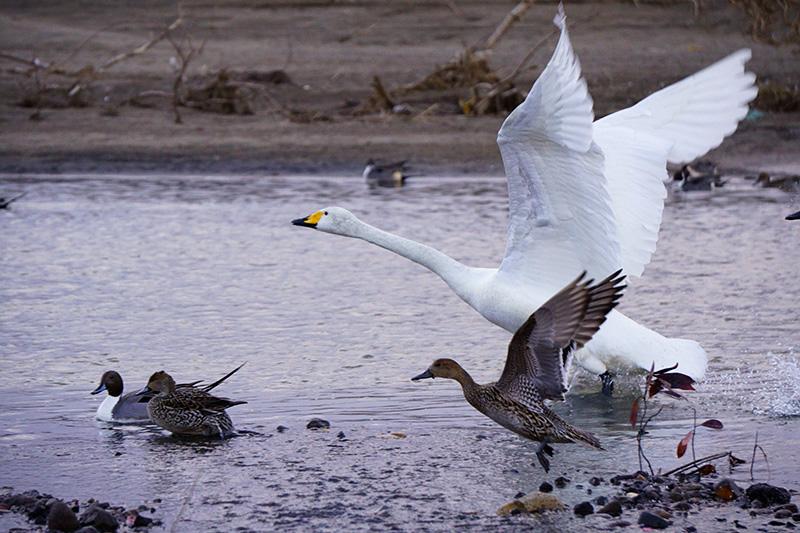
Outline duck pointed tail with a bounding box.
[567,424,603,450]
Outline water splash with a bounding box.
[753,350,800,418]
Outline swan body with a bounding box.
[293,6,756,384]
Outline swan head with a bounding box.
[411,358,467,382]
[292,206,361,236]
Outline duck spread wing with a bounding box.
[496,271,625,402]
[496,7,621,294]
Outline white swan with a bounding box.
[293,6,756,391]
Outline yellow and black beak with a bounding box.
[292,211,323,228]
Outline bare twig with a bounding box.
[483,0,536,51]
[664,451,732,477]
[750,431,770,481]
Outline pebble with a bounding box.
[539,482,553,493]
[746,484,791,506]
[589,476,603,486]
[573,501,593,517]
[48,501,80,532]
[609,520,632,528]
[276,425,288,433]
[306,418,330,430]
[714,478,743,501]
[777,510,794,519]
[638,510,670,529]
[554,476,570,488]
[497,491,566,516]
[79,503,118,531]
[597,499,622,517]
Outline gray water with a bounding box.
[1,173,799,531]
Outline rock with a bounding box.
[638,510,670,529]
[715,478,744,501]
[597,499,622,517]
[497,492,566,516]
[777,509,794,519]
[573,501,593,517]
[539,482,553,493]
[554,476,570,488]
[336,431,346,440]
[589,476,603,486]
[79,503,118,531]
[513,491,526,499]
[746,483,791,506]
[594,496,608,506]
[793,513,800,522]
[781,504,799,514]
[609,520,632,528]
[673,501,692,511]
[48,501,80,532]
[306,418,330,430]
[276,425,288,433]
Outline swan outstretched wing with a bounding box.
[595,49,757,164]
[496,6,621,292]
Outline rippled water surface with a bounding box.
[1,173,799,531]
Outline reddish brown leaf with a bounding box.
[658,372,696,391]
[630,398,640,427]
[700,419,723,430]
[653,363,679,375]
[700,464,716,475]
[677,430,693,458]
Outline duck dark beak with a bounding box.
[411,369,434,381]
[786,210,800,220]
[133,386,152,397]
[91,383,106,395]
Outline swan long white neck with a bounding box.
[347,218,473,294]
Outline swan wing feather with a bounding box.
[594,49,757,164]
[496,7,621,293]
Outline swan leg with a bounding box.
[534,437,555,472]
[599,371,614,396]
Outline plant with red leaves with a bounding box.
[630,363,698,475]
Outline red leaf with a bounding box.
[677,430,693,458]
[700,419,723,430]
[630,398,640,427]
[653,363,679,375]
[648,381,663,398]
[658,372,696,391]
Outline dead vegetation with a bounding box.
[729,0,800,44]
[0,16,292,123]
[753,80,800,112]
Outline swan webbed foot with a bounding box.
[599,371,614,396]
[534,437,555,472]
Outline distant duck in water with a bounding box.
[0,192,26,209]
[139,371,247,438]
[91,364,245,422]
[363,159,412,187]
[672,161,726,191]
[412,270,625,472]
[787,210,800,220]
[754,172,800,192]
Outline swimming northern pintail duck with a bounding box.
[139,370,247,438]
[672,161,726,191]
[91,363,245,422]
[412,270,625,472]
[363,158,411,187]
[294,5,756,394]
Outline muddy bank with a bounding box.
[1,1,798,176]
